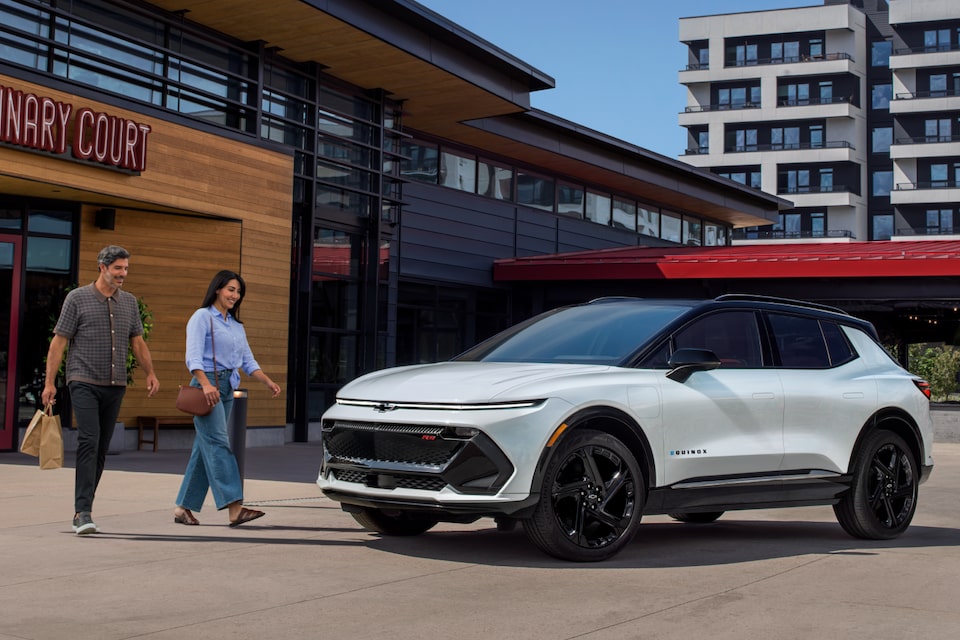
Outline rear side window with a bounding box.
[673,310,762,368]
[768,313,831,368]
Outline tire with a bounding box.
[833,430,918,540]
[350,508,439,536]
[669,512,724,524]
[523,429,644,562]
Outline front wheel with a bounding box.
[350,508,438,536]
[833,429,918,540]
[523,429,644,562]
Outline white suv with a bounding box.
[317,296,934,561]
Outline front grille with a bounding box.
[325,421,461,467]
[323,419,514,495]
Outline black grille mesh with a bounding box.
[325,421,461,466]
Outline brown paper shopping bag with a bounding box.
[19,407,46,457]
[38,407,64,470]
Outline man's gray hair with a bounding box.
[97,245,130,267]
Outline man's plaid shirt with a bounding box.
[54,283,144,386]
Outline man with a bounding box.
[41,245,160,535]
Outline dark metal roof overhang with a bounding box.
[494,241,960,281]
[451,110,788,228]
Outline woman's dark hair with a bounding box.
[201,270,246,323]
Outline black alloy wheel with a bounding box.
[834,429,918,539]
[523,429,644,562]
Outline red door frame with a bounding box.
[0,234,22,451]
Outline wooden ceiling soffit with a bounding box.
[147,0,535,131]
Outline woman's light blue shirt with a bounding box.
[185,306,261,389]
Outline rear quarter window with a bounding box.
[822,321,856,366]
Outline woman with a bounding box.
[173,270,281,527]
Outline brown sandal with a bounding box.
[173,509,199,525]
[229,507,265,528]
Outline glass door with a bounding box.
[0,235,22,451]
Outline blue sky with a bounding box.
[415,0,818,158]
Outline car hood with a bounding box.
[337,361,611,404]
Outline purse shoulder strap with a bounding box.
[210,316,218,378]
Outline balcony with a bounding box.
[777,95,854,108]
[727,52,852,68]
[896,226,960,238]
[892,181,960,205]
[732,229,854,241]
[684,103,760,113]
[891,134,960,159]
[726,140,854,153]
[779,184,852,195]
[683,147,710,156]
[890,45,960,70]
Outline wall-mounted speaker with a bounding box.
[95,208,116,230]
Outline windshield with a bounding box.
[456,300,694,365]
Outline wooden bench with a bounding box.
[136,416,194,452]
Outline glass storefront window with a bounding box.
[638,207,660,238]
[439,149,477,192]
[27,211,72,234]
[517,171,555,211]
[401,140,439,184]
[585,192,611,225]
[478,160,513,199]
[557,183,584,218]
[683,217,702,246]
[612,198,636,231]
[26,237,71,273]
[0,209,22,230]
[661,212,682,243]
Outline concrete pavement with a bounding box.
[1,442,959,640]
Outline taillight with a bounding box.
[913,379,931,399]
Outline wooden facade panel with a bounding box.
[0,75,294,221]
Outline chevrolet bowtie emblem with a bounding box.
[373,402,398,412]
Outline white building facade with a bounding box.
[679,0,960,242]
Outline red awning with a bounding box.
[493,240,960,281]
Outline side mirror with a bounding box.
[666,348,722,383]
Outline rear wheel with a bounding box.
[523,429,644,562]
[833,430,918,539]
[669,512,724,524]
[350,508,439,536]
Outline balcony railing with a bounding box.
[684,102,760,113]
[896,181,960,190]
[895,88,960,100]
[732,229,854,240]
[727,52,852,68]
[896,227,958,236]
[683,147,710,155]
[777,95,854,107]
[895,44,960,55]
[681,63,709,71]
[726,140,854,153]
[895,134,960,145]
[779,184,851,195]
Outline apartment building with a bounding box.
[679,0,960,242]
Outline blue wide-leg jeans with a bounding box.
[175,370,243,511]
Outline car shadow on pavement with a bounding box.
[359,520,960,569]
